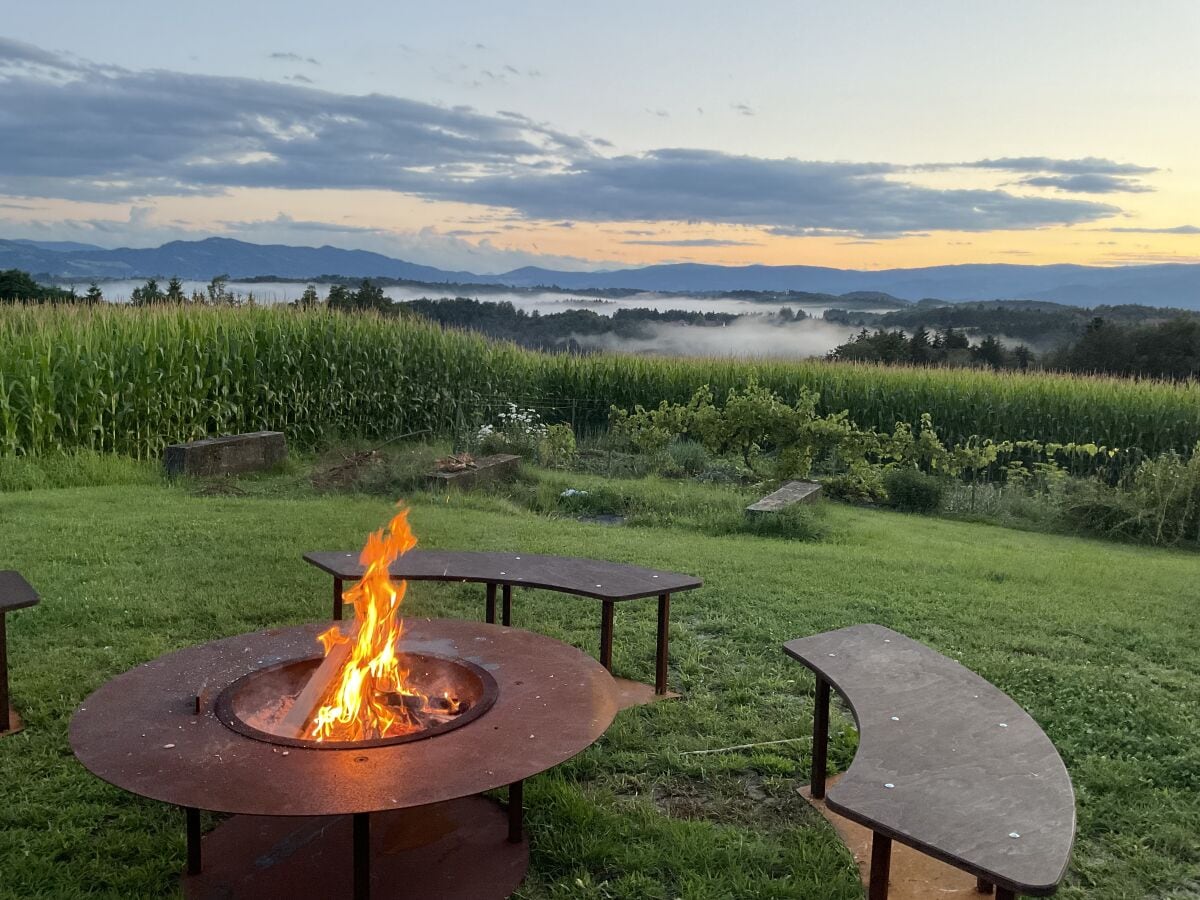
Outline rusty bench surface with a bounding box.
[304,550,702,702]
[303,549,701,600]
[784,624,1075,897]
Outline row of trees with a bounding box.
[828,317,1200,379]
[829,327,1033,370]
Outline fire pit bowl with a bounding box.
[215,651,499,749]
[70,618,619,899]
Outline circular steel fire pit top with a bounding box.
[70,619,620,818]
[214,651,500,750]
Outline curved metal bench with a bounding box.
[784,624,1075,899]
[304,550,702,702]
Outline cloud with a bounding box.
[1018,173,1153,194]
[955,157,1157,176]
[433,149,1119,235]
[621,238,761,247]
[268,52,319,66]
[1096,224,1200,234]
[645,108,670,118]
[285,74,314,84]
[218,213,389,235]
[0,39,1140,240]
[730,102,756,116]
[0,38,588,201]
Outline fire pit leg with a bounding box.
[502,585,513,627]
[507,780,524,843]
[184,807,202,875]
[333,577,344,621]
[485,583,497,624]
[655,593,670,695]
[353,812,371,900]
[599,602,615,671]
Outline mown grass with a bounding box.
[2,304,1199,463]
[0,474,1197,898]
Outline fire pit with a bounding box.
[215,650,498,750]
[69,511,620,899]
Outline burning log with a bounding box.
[279,625,357,739]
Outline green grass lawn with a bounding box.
[0,478,1197,898]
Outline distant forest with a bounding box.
[4,268,1199,379]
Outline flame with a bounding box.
[309,508,423,742]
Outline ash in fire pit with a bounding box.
[215,651,498,749]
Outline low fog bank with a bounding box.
[571,318,861,359]
[75,279,889,319]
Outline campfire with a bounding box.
[217,508,497,749]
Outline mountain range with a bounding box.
[4,236,1199,308]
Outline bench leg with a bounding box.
[655,593,670,695]
[599,601,615,671]
[485,583,497,624]
[507,780,524,843]
[332,577,344,621]
[185,806,202,875]
[353,812,371,900]
[502,584,513,627]
[868,832,892,900]
[977,876,995,894]
[811,677,830,800]
[994,891,1016,900]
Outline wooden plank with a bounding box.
[279,626,356,738]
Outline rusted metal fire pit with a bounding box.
[70,618,619,899]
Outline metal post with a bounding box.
[333,577,344,621]
[868,832,892,900]
[599,601,615,671]
[976,876,995,894]
[502,585,513,627]
[185,807,201,876]
[507,780,524,843]
[655,594,670,695]
[353,812,371,900]
[0,613,9,733]
[485,583,497,624]
[811,677,830,799]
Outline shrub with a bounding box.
[537,423,577,468]
[822,462,887,504]
[882,468,945,513]
[476,403,549,458]
[664,439,709,477]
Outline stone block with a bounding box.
[746,480,822,514]
[164,431,287,477]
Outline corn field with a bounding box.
[1,305,1198,463]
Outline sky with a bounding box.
[2,1,1199,273]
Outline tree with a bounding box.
[131,278,164,306]
[326,284,352,310]
[296,284,322,310]
[166,277,186,303]
[1013,345,1033,371]
[0,269,77,303]
[206,275,231,305]
[84,282,104,304]
[351,278,389,312]
[909,327,932,364]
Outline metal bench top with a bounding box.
[784,624,1075,897]
[0,571,39,613]
[303,550,702,601]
